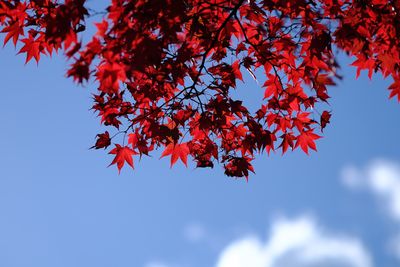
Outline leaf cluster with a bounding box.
[1,0,399,178]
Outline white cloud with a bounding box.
[215,216,372,267]
[341,165,364,189]
[342,159,400,261]
[341,160,400,221]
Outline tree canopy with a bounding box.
[1,0,399,178]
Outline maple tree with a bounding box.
[1,0,400,179]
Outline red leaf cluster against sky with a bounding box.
[1,0,399,178]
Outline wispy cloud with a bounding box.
[342,159,400,260]
[183,222,206,243]
[342,159,400,221]
[215,215,372,267]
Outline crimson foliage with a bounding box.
[1,0,399,178]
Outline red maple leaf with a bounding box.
[18,36,41,64]
[161,143,190,167]
[320,111,332,131]
[91,131,111,150]
[389,80,400,102]
[295,130,321,155]
[351,57,375,79]
[1,22,24,46]
[108,145,137,173]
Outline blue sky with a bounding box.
[1,3,400,267]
